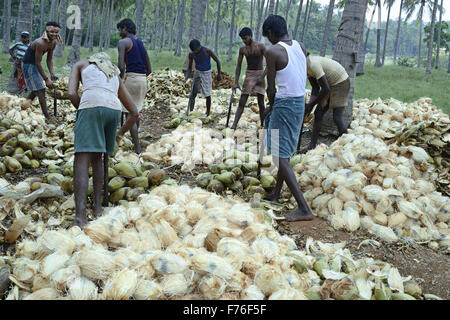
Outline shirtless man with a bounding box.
[262,15,313,222]
[21,22,62,119]
[231,27,266,129]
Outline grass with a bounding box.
[1,46,448,114]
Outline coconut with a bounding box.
[38,230,76,256]
[108,176,126,192]
[196,172,212,188]
[41,251,70,278]
[134,279,164,300]
[68,277,99,300]
[199,276,227,299]
[4,156,22,172]
[254,264,289,296]
[152,253,188,274]
[50,265,81,291]
[161,273,189,297]
[192,253,234,280]
[75,247,117,281]
[23,288,59,300]
[147,169,167,186]
[12,258,40,284]
[207,179,225,193]
[113,161,137,178]
[260,175,276,189]
[241,285,265,300]
[103,269,138,300]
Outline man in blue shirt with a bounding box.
[7,31,30,94]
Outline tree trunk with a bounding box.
[88,0,96,52]
[2,0,11,54]
[300,0,310,42]
[83,0,93,48]
[49,0,59,22]
[322,0,367,136]
[105,0,114,50]
[434,0,443,69]
[264,0,270,18]
[99,0,109,51]
[447,50,450,73]
[214,0,222,54]
[54,0,68,58]
[393,0,403,66]
[275,0,280,15]
[320,0,334,56]
[151,1,160,50]
[268,0,275,15]
[285,0,292,22]
[15,0,33,42]
[425,0,438,75]
[204,0,209,45]
[375,0,382,67]
[363,3,376,52]
[174,0,186,56]
[170,0,179,50]
[250,0,254,29]
[189,0,208,41]
[160,2,168,50]
[293,0,304,41]
[255,0,266,41]
[40,0,46,35]
[382,2,391,66]
[228,0,237,61]
[67,0,88,67]
[135,0,144,38]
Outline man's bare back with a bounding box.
[241,42,265,70]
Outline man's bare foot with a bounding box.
[264,192,281,203]
[69,216,89,229]
[284,208,314,222]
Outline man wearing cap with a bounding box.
[7,31,30,94]
[22,22,62,120]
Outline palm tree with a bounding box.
[393,0,404,66]
[250,0,254,28]
[382,0,394,65]
[105,0,115,50]
[40,0,46,35]
[285,0,292,23]
[83,0,94,48]
[363,2,377,53]
[2,0,12,54]
[268,0,275,15]
[228,0,237,61]
[447,50,450,73]
[434,0,444,69]
[99,0,109,51]
[49,0,59,22]
[425,0,438,74]
[404,0,430,68]
[175,0,187,56]
[275,0,280,14]
[255,0,267,41]
[67,0,88,67]
[88,0,96,52]
[189,0,208,41]
[169,0,179,50]
[375,0,383,66]
[15,0,33,42]
[54,0,68,58]
[151,1,160,50]
[160,2,168,50]
[320,0,336,56]
[294,1,305,41]
[214,0,222,54]
[300,0,310,41]
[136,0,144,38]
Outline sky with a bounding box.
[312,0,450,23]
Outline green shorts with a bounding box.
[74,107,121,156]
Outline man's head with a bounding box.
[189,39,202,54]
[239,27,253,46]
[117,19,136,38]
[262,15,288,45]
[20,31,30,44]
[45,22,61,41]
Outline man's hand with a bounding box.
[232,82,240,90]
[51,74,58,81]
[45,78,54,89]
[216,72,222,82]
[184,70,191,83]
[116,132,123,146]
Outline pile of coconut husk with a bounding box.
[212,71,234,90]
[146,69,190,106]
[1,184,440,300]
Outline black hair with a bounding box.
[117,19,137,35]
[46,21,61,28]
[239,27,253,38]
[189,39,201,51]
[262,15,288,38]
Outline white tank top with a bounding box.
[79,64,122,111]
[275,40,307,98]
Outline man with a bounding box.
[117,18,152,154]
[231,27,266,129]
[262,15,313,222]
[185,39,221,116]
[298,54,350,153]
[22,22,62,120]
[68,52,139,228]
[7,31,30,94]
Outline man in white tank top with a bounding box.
[261,15,313,222]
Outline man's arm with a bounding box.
[265,48,277,110]
[207,48,222,81]
[9,44,17,59]
[233,47,244,89]
[34,41,52,88]
[308,75,330,109]
[68,61,89,109]
[46,43,56,80]
[117,38,130,79]
[185,53,193,82]
[144,48,152,76]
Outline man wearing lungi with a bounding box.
[185,39,222,116]
[262,15,313,222]
[22,22,62,120]
[230,27,266,129]
[117,18,152,154]
[7,31,30,95]
[299,54,350,153]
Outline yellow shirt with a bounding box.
[307,55,349,86]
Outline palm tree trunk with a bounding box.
[160,2,168,50]
[39,0,46,35]
[268,0,275,15]
[264,0,270,18]
[16,0,33,42]
[382,2,391,66]
[375,0,382,66]
[2,0,11,54]
[99,0,109,51]
[426,0,438,75]
[285,0,292,22]
[228,0,237,61]
[417,1,424,68]
[54,0,68,58]
[304,0,313,40]
[105,0,115,50]
[393,0,403,66]
[320,0,334,56]
[189,0,208,41]
[136,0,144,38]
[67,0,88,67]
[275,0,280,15]
[151,1,160,50]
[170,0,179,50]
[49,0,59,22]
[214,0,222,54]
[88,0,96,52]
[434,0,444,69]
[204,0,209,46]
[363,4,376,52]
[83,0,94,48]
[255,0,266,41]
[175,0,187,56]
[294,0,304,41]
[300,0,310,42]
[250,0,254,29]
[322,0,367,136]
[447,50,450,73]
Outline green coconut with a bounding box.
[313,257,329,279]
[0,144,14,156]
[261,157,272,168]
[0,162,6,175]
[246,171,258,178]
[161,179,178,186]
[242,162,258,173]
[10,125,24,133]
[13,147,24,156]
[207,179,225,193]
[0,129,19,143]
[31,147,47,159]
[30,159,40,169]
[336,284,359,300]
[46,173,65,186]
[170,118,181,128]
[242,176,260,188]
[108,176,126,192]
[126,188,146,201]
[290,154,303,167]
[121,137,133,149]
[208,164,220,174]
[196,172,212,188]
[108,167,117,178]
[246,185,266,196]
[231,167,243,180]
[113,161,137,178]
[63,164,74,177]
[60,177,74,193]
[5,137,17,147]
[224,158,243,171]
[24,150,33,159]
[147,169,167,186]
[374,284,392,300]
[18,136,39,150]
[45,150,58,160]
[260,175,276,189]
[128,176,149,189]
[216,171,236,186]
[404,280,422,298]
[4,156,22,173]
[230,180,243,192]
[293,260,308,273]
[391,292,416,300]
[222,128,234,137]
[110,187,130,203]
[142,162,159,171]
[0,118,13,128]
[217,163,227,173]
[305,291,321,300]
[48,163,61,174]
[13,154,31,168]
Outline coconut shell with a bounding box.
[128,176,149,189]
[113,161,137,178]
[4,156,22,173]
